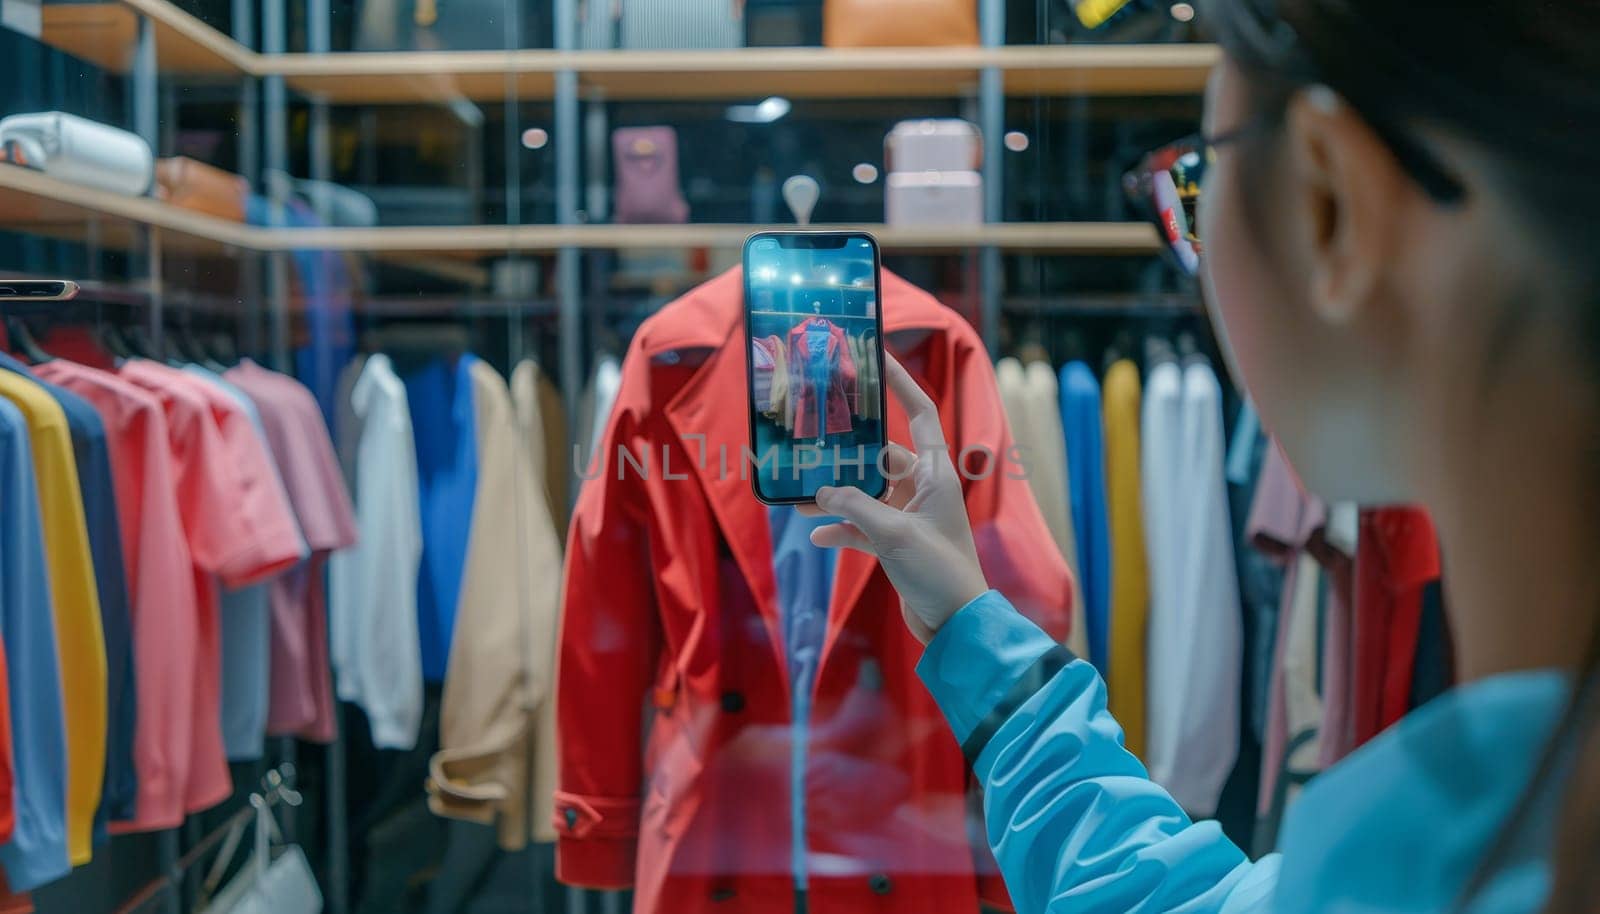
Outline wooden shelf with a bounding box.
[39,0,254,74]
[1,163,1157,261]
[0,162,255,255]
[252,221,1159,255]
[36,0,1215,101]
[272,44,1217,104]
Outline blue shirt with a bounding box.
[404,354,479,682]
[0,353,137,839]
[917,591,1561,914]
[247,195,356,429]
[0,397,70,890]
[768,505,837,890]
[1059,361,1112,674]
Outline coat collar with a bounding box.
[655,267,957,681]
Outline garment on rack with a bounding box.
[428,358,563,849]
[751,335,779,415]
[1142,356,1242,817]
[995,358,1086,656]
[403,355,479,684]
[555,267,1072,914]
[1224,402,1285,746]
[0,397,68,891]
[179,363,305,764]
[1353,506,1443,744]
[847,328,880,421]
[226,359,359,744]
[1244,442,1355,848]
[32,359,194,836]
[0,370,105,867]
[114,359,304,823]
[581,356,622,461]
[247,195,357,428]
[0,353,136,836]
[786,316,857,439]
[1102,358,1149,757]
[512,360,570,537]
[330,353,424,750]
[1060,360,1111,674]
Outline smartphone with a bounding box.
[743,231,889,505]
[0,280,79,301]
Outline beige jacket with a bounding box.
[996,357,1088,657]
[514,360,570,537]
[427,359,564,847]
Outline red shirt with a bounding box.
[1353,506,1443,744]
[113,361,304,822]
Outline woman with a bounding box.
[802,1,1600,910]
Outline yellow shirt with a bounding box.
[1102,360,1149,757]
[0,373,107,865]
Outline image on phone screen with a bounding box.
[744,232,888,504]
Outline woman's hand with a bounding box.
[799,353,989,643]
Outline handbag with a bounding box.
[156,157,249,222]
[822,0,977,47]
[203,796,322,914]
[580,0,743,49]
[0,111,153,197]
[612,127,689,225]
[745,0,823,47]
[886,119,981,173]
[354,0,551,50]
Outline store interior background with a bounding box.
[1,0,1251,911]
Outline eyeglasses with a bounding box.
[1124,104,1467,278]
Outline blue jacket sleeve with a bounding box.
[917,591,1281,914]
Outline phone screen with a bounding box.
[743,232,888,504]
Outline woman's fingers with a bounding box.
[883,353,948,457]
[815,484,902,542]
[809,521,875,554]
[880,443,918,510]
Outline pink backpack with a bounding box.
[612,127,690,224]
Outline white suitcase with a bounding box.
[0,111,154,197]
[886,119,981,174]
[886,170,983,226]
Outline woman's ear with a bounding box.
[1283,86,1409,327]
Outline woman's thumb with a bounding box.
[814,485,899,541]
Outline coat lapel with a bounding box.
[660,319,787,685]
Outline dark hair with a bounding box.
[1200,0,1600,908]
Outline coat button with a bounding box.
[869,874,891,895]
[720,691,746,713]
[710,887,736,903]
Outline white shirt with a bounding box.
[996,358,1089,657]
[328,353,425,749]
[1143,358,1243,816]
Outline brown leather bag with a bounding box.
[823,0,978,46]
[155,156,248,222]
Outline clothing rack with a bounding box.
[109,765,304,914]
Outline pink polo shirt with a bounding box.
[225,360,358,743]
[115,360,304,817]
[32,360,199,832]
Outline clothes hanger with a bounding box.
[4,315,53,364]
[124,324,160,360]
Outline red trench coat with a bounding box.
[786,317,857,438]
[555,268,1074,914]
